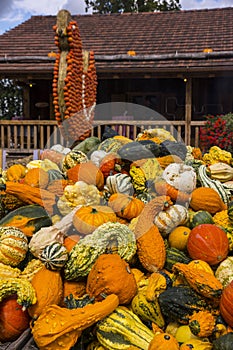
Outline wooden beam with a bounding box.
[185,77,192,145]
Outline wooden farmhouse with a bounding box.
[0,7,233,152]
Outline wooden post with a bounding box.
[185,77,192,145]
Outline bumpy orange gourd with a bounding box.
[133,196,172,273]
[86,254,137,304]
[188,310,216,337]
[62,280,86,305]
[72,205,117,235]
[28,266,63,319]
[31,294,119,350]
[190,187,227,214]
[6,164,27,182]
[108,193,145,220]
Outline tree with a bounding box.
[0,79,23,120]
[85,0,181,13]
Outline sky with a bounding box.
[0,0,232,35]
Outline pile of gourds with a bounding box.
[0,128,233,350]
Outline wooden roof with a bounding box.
[0,7,233,78]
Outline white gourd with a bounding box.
[162,163,197,193]
[153,204,189,236]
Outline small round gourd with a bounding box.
[148,332,179,350]
[187,224,229,265]
[168,226,191,251]
[188,310,216,337]
[108,193,145,220]
[23,167,49,189]
[39,242,68,270]
[0,226,28,266]
[189,210,214,229]
[66,160,104,190]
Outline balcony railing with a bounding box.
[0,119,205,158]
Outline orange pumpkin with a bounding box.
[108,193,145,220]
[72,205,117,235]
[0,295,31,342]
[86,253,137,304]
[66,160,104,190]
[187,224,229,265]
[23,168,49,189]
[220,280,233,327]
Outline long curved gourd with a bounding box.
[31,294,119,350]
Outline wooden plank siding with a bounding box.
[0,119,205,154]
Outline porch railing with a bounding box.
[0,119,205,153]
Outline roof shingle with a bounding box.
[0,7,233,76]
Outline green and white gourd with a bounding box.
[64,222,136,280]
[198,164,230,205]
[39,242,69,270]
[62,150,88,173]
[105,173,134,196]
[215,256,233,288]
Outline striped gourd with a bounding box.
[153,204,188,237]
[228,200,233,223]
[105,173,134,196]
[198,165,230,205]
[0,226,28,266]
[98,138,123,153]
[39,242,68,270]
[96,306,154,350]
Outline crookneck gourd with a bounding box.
[28,266,63,319]
[0,276,36,309]
[31,294,119,350]
[64,222,136,280]
[172,262,223,301]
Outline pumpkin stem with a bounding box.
[91,208,98,214]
